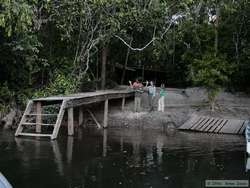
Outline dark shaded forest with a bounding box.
[1,0,250,112]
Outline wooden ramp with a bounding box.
[15,89,134,139]
[179,114,249,135]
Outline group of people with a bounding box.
[129,78,165,112]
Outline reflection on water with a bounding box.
[0,127,249,188]
[103,129,107,157]
[246,157,250,172]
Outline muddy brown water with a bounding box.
[0,127,249,188]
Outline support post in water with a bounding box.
[79,106,83,127]
[103,99,109,128]
[122,96,126,111]
[36,102,42,133]
[68,107,74,136]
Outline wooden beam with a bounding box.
[36,102,42,133]
[68,107,74,136]
[18,133,51,137]
[87,109,101,128]
[79,107,84,127]
[65,92,134,108]
[103,99,109,128]
[15,100,33,136]
[51,100,67,140]
[122,96,125,111]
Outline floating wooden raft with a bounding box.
[179,114,248,135]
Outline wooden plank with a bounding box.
[220,119,244,134]
[68,107,74,136]
[65,92,134,108]
[179,113,248,135]
[103,99,109,128]
[26,114,58,116]
[214,119,228,133]
[18,133,51,137]
[194,117,211,131]
[87,109,101,129]
[190,116,203,129]
[213,119,226,133]
[201,117,215,132]
[238,120,248,134]
[15,100,33,136]
[36,102,42,133]
[179,114,198,129]
[189,117,202,129]
[235,121,246,134]
[22,123,55,126]
[79,107,84,126]
[34,89,134,101]
[197,118,215,131]
[190,117,207,130]
[51,101,67,140]
[203,118,219,132]
[208,119,224,133]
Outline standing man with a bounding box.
[158,83,165,112]
[129,78,144,112]
[147,81,156,111]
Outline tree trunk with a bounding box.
[234,33,240,64]
[101,46,108,90]
[214,6,220,56]
[172,24,176,64]
[121,38,133,85]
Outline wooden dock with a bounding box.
[179,114,249,135]
[15,89,134,139]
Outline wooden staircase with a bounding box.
[15,100,67,140]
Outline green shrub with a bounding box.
[189,52,233,111]
[34,72,80,98]
[0,82,14,112]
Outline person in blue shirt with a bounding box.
[147,81,156,111]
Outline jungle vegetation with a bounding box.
[0,0,250,111]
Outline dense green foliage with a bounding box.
[189,52,233,110]
[1,0,250,110]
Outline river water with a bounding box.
[0,127,249,188]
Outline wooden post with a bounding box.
[68,107,74,136]
[15,100,33,136]
[122,96,125,111]
[87,109,101,129]
[103,99,108,128]
[79,107,83,127]
[36,102,42,133]
[51,100,66,140]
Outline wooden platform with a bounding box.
[15,89,134,139]
[179,114,249,135]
